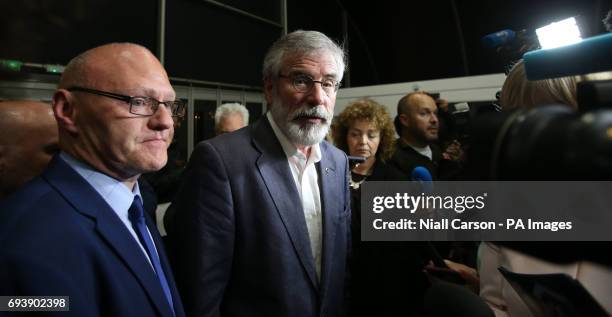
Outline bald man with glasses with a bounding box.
[0,43,185,317]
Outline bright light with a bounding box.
[536,17,582,49]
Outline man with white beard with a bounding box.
[170,30,351,317]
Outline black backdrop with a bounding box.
[165,0,281,86]
[2,0,611,87]
[0,0,157,67]
[0,0,281,87]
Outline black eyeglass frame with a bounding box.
[67,86,186,117]
[278,74,341,94]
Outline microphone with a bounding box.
[411,166,433,182]
[523,32,612,80]
[424,282,495,317]
[411,166,433,193]
[481,29,516,49]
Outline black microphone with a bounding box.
[424,282,495,317]
[523,32,612,80]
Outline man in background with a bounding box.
[392,91,441,179]
[214,102,249,135]
[0,100,58,199]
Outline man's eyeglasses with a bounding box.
[67,87,186,117]
[279,74,340,95]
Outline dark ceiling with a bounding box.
[1,0,611,88]
[288,0,612,87]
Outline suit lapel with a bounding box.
[43,156,174,317]
[317,142,341,301]
[252,118,319,290]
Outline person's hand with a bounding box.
[443,259,479,287]
[440,259,480,293]
[436,98,449,112]
[424,259,480,292]
[443,139,464,162]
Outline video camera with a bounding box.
[467,33,612,180]
[438,100,500,148]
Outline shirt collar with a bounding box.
[407,143,431,153]
[59,151,141,214]
[399,138,431,152]
[266,111,322,163]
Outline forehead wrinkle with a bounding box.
[283,51,339,78]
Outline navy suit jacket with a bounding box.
[0,156,185,317]
[170,117,351,317]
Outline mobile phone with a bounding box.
[348,156,367,164]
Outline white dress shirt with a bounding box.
[267,112,323,280]
[408,144,433,160]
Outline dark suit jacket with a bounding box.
[170,116,351,317]
[348,160,430,316]
[390,141,442,180]
[0,155,184,317]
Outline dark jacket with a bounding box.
[0,155,184,317]
[349,159,430,317]
[170,116,351,317]
[390,140,442,180]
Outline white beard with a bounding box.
[270,99,332,146]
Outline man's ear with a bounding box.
[263,78,274,106]
[399,113,410,127]
[52,89,78,134]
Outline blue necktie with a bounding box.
[128,196,175,315]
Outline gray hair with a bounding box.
[262,30,347,82]
[214,103,249,128]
